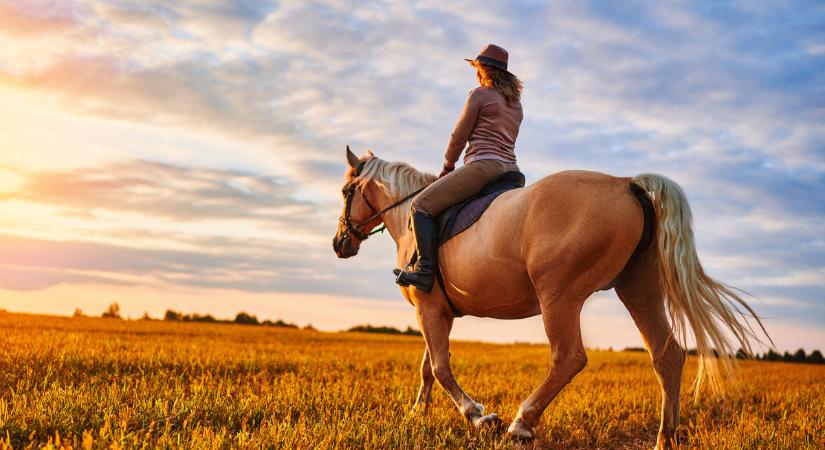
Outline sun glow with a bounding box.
[0,166,22,193]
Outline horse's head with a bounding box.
[332,146,384,258]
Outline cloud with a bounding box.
[0,231,399,298]
[1,159,314,222]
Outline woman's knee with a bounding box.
[411,196,436,216]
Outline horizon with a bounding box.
[7,309,825,357]
[1,1,823,353]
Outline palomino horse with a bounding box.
[332,147,768,448]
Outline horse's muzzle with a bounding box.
[332,235,358,258]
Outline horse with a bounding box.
[332,147,769,448]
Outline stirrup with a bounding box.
[394,262,414,286]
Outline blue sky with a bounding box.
[0,0,822,351]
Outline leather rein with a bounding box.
[339,166,425,241]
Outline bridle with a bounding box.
[339,164,425,242]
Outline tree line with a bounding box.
[79,303,304,329]
[347,324,423,336]
[623,346,824,365]
[79,303,423,336]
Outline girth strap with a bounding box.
[407,253,464,317]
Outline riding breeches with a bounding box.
[411,159,519,216]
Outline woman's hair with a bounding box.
[471,60,523,104]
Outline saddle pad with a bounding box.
[437,175,524,245]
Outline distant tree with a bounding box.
[349,324,401,335]
[164,310,180,321]
[192,314,217,323]
[101,303,121,319]
[623,347,647,353]
[141,312,153,321]
[735,348,748,360]
[73,308,84,318]
[793,349,807,363]
[782,351,793,362]
[765,350,781,361]
[402,326,423,336]
[806,350,824,364]
[273,319,298,328]
[234,312,259,325]
[303,324,316,331]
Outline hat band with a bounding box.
[476,55,508,71]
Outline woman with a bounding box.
[396,44,524,293]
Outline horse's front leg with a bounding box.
[415,299,501,428]
[412,347,434,413]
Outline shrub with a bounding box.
[101,303,121,319]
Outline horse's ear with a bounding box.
[346,145,361,170]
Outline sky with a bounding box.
[0,0,823,352]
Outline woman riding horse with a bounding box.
[395,44,524,293]
[333,44,771,448]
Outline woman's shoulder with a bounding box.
[468,86,496,97]
[467,87,503,105]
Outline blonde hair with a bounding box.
[353,154,436,197]
[471,60,523,104]
[350,154,436,227]
[632,173,772,398]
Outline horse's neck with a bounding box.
[374,186,413,246]
[364,159,434,254]
[376,189,416,268]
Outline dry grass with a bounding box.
[0,311,821,449]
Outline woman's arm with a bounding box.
[443,90,482,170]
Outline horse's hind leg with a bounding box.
[615,250,686,450]
[508,298,589,440]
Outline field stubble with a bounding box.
[0,312,822,449]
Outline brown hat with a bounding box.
[465,44,512,73]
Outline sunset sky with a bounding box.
[0,1,822,352]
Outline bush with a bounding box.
[234,312,259,325]
[806,350,824,364]
[623,347,647,353]
[347,324,422,336]
[101,303,121,319]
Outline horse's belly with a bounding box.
[445,276,541,319]
[439,224,540,319]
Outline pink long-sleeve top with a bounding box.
[444,86,523,166]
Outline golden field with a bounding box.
[0,311,822,449]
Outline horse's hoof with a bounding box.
[410,402,430,416]
[507,418,535,441]
[473,413,502,429]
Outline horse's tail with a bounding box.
[631,173,771,398]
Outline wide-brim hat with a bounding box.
[465,43,514,75]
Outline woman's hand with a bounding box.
[439,163,455,178]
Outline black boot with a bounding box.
[394,212,437,293]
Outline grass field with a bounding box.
[0,312,822,449]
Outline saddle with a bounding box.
[436,171,526,245]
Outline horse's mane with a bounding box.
[354,155,436,198]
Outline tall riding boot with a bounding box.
[394,211,437,293]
